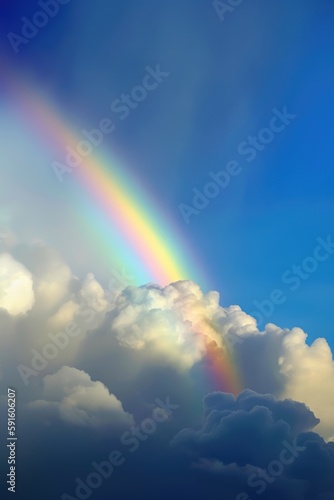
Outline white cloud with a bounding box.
[79,273,110,313]
[109,281,226,369]
[34,256,72,312]
[0,241,333,442]
[104,281,334,440]
[279,327,334,441]
[30,366,134,429]
[0,253,34,315]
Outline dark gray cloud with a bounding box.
[171,390,334,500]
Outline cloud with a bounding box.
[108,281,256,371]
[0,253,34,315]
[222,323,334,440]
[24,244,72,312]
[172,389,319,460]
[105,281,334,440]
[30,366,134,429]
[172,390,334,499]
[1,242,332,440]
[279,328,334,442]
[47,272,111,332]
[1,240,334,498]
[109,281,217,368]
[79,272,110,312]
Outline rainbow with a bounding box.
[1,60,242,394]
[1,70,206,288]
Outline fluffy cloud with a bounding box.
[279,328,334,442]
[172,390,334,499]
[109,281,255,370]
[2,242,332,440]
[0,247,333,432]
[30,366,134,429]
[79,273,110,313]
[26,245,72,312]
[0,253,34,315]
[1,242,334,499]
[223,323,334,440]
[47,273,111,332]
[105,282,334,439]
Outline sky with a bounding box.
[0,1,334,499]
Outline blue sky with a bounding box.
[1,2,334,499]
[3,0,333,345]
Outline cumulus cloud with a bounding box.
[279,328,334,442]
[47,272,111,333]
[172,390,319,460]
[1,241,334,498]
[172,390,334,499]
[30,247,72,312]
[104,281,334,439]
[11,243,72,312]
[79,273,110,312]
[1,242,333,441]
[220,323,334,440]
[109,281,252,370]
[0,253,34,315]
[30,366,134,429]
